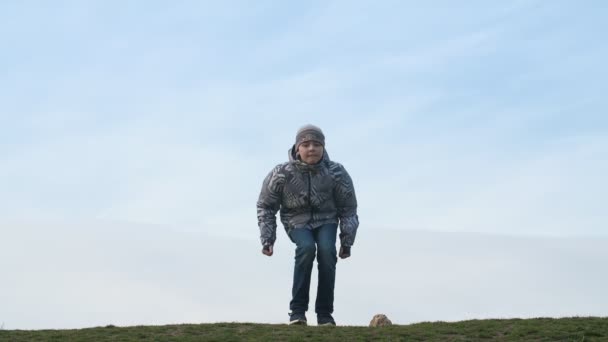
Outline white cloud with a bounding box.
[1,1,606,242]
[1,221,606,329]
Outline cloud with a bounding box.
[1,1,606,238]
[353,121,607,237]
[1,221,606,329]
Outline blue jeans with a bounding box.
[288,223,338,314]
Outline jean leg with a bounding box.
[289,228,316,313]
[313,223,338,314]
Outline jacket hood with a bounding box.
[288,144,330,169]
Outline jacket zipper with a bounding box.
[308,172,313,221]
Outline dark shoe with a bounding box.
[289,312,307,325]
[317,313,336,326]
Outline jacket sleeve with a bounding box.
[257,164,285,246]
[333,164,359,247]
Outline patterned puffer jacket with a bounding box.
[257,145,359,247]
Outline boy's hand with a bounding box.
[339,246,351,259]
[262,245,274,256]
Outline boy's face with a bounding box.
[297,141,324,164]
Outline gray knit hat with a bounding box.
[295,124,325,149]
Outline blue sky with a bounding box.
[1,1,607,237]
[1,0,608,329]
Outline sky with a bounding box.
[3,223,607,329]
[1,0,607,329]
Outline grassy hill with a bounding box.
[1,317,606,341]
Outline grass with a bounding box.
[1,317,606,341]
